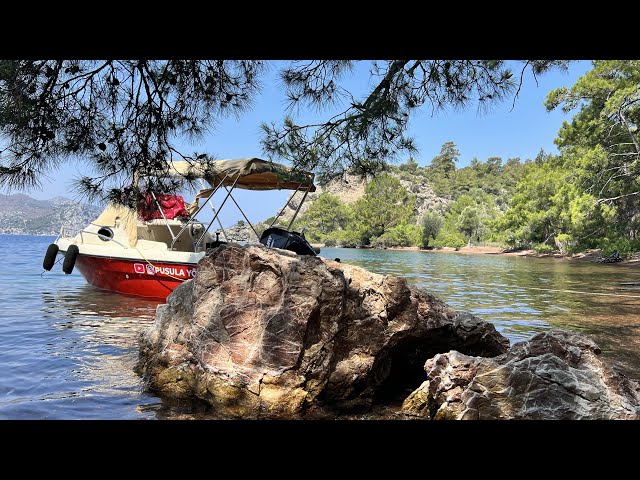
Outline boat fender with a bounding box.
[62,245,80,274]
[43,243,59,270]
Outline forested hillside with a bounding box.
[291,147,529,249]
[294,61,640,256]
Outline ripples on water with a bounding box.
[1,236,639,419]
[0,235,196,419]
[325,247,640,380]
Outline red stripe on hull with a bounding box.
[74,255,198,299]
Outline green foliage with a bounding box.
[432,222,467,249]
[457,206,482,245]
[555,233,575,255]
[501,61,640,255]
[298,193,351,242]
[325,229,361,248]
[430,141,459,177]
[599,238,640,257]
[422,142,529,205]
[533,243,556,254]
[371,223,422,247]
[398,157,420,174]
[351,174,415,242]
[420,211,444,248]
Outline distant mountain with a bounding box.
[0,194,103,235]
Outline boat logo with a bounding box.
[134,263,146,274]
[146,264,156,275]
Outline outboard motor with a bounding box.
[259,227,318,256]
[206,231,227,250]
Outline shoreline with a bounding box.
[324,244,640,265]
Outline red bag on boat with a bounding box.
[138,193,189,221]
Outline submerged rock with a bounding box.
[137,243,508,418]
[402,330,640,419]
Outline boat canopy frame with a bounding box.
[158,157,316,251]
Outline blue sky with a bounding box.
[6,60,593,226]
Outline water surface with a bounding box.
[1,236,638,419]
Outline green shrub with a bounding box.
[369,223,421,248]
[326,229,361,248]
[599,237,640,257]
[554,233,576,255]
[324,237,337,247]
[432,231,466,249]
[533,243,555,254]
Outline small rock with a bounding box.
[402,330,640,420]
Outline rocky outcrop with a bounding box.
[279,174,367,225]
[402,330,640,419]
[399,179,451,219]
[137,243,508,418]
[216,222,268,243]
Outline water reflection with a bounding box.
[41,285,158,347]
[38,283,219,419]
[18,285,161,418]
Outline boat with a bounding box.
[42,158,318,299]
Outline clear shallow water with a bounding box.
[1,236,639,419]
[327,247,640,379]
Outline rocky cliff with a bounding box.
[278,172,449,226]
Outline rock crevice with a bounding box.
[401,330,640,420]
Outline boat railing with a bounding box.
[79,229,129,249]
[161,161,316,251]
[194,174,242,250]
[169,172,239,251]
[267,185,311,231]
[59,226,128,249]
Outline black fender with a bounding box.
[43,243,59,271]
[62,245,80,274]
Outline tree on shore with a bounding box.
[420,211,444,248]
[351,174,415,244]
[500,61,640,254]
[457,205,482,246]
[297,193,351,242]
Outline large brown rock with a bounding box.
[137,243,508,418]
[402,330,640,419]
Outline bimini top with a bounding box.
[167,157,316,192]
